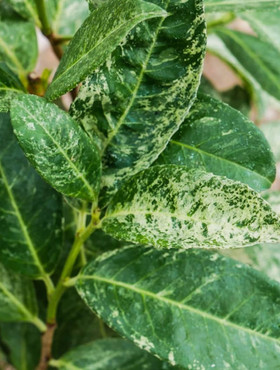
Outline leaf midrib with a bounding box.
[0,37,25,75]
[18,102,95,199]
[170,139,272,186]
[81,274,280,345]
[0,161,48,277]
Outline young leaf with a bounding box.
[261,121,280,162]
[0,113,62,278]
[71,0,206,202]
[101,165,280,249]
[204,0,280,12]
[0,14,38,80]
[51,339,176,370]
[76,246,280,369]
[0,264,38,324]
[0,322,41,370]
[0,62,26,112]
[215,28,280,102]
[11,94,101,202]
[45,0,167,100]
[156,94,275,191]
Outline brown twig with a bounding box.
[36,323,57,370]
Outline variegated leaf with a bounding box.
[156,94,275,191]
[0,113,62,278]
[45,0,167,100]
[101,166,280,248]
[11,95,101,202]
[76,246,280,368]
[71,0,206,203]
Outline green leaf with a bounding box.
[214,28,280,102]
[207,33,268,117]
[46,0,89,37]
[204,0,280,12]
[45,0,167,100]
[3,0,39,24]
[11,94,101,202]
[261,121,280,162]
[0,113,62,278]
[0,264,39,324]
[77,246,280,369]
[0,62,26,112]
[71,0,206,203]
[51,338,176,369]
[0,322,41,370]
[101,165,280,249]
[0,13,38,81]
[156,94,275,191]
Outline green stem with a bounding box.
[46,206,100,324]
[35,0,52,36]
[32,316,47,332]
[207,12,236,31]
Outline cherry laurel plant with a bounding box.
[1,0,280,369]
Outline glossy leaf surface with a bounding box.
[71,0,206,203]
[51,339,175,369]
[102,166,280,248]
[0,113,62,277]
[215,28,280,101]
[0,62,25,112]
[45,0,167,100]
[77,246,280,368]
[11,95,101,201]
[0,264,38,323]
[261,121,280,162]
[156,94,275,191]
[204,0,280,12]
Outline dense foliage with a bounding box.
[1,0,280,369]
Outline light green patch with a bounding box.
[0,62,25,112]
[205,0,280,12]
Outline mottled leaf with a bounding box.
[11,94,101,202]
[77,246,280,369]
[0,12,37,80]
[0,322,41,370]
[205,0,280,12]
[0,113,62,278]
[0,264,38,324]
[45,0,167,100]
[101,165,280,249]
[46,0,89,37]
[261,121,280,162]
[51,339,176,369]
[4,0,39,24]
[215,28,280,102]
[71,0,206,203]
[0,62,25,112]
[156,94,275,191]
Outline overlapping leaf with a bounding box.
[156,94,275,191]
[3,0,39,24]
[71,0,206,202]
[204,0,280,12]
[77,246,280,368]
[11,95,101,201]
[51,339,176,369]
[101,165,280,248]
[45,0,167,100]
[0,113,62,278]
[0,264,38,323]
[0,62,25,112]
[261,121,280,162]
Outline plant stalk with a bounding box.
[35,0,52,36]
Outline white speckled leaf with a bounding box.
[0,11,38,80]
[204,0,280,12]
[0,62,26,113]
[77,246,280,368]
[11,95,101,202]
[0,263,38,323]
[0,113,62,278]
[156,94,275,191]
[71,0,206,204]
[101,165,280,248]
[51,339,176,369]
[45,0,167,100]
